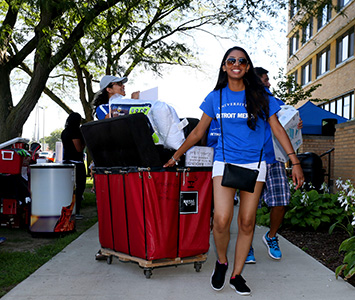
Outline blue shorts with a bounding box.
[260,162,290,207]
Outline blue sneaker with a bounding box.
[245,246,256,264]
[263,231,282,260]
[0,237,6,244]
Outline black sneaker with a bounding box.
[210,260,228,291]
[229,275,251,296]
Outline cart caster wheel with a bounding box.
[194,262,202,272]
[144,268,152,279]
[107,255,113,265]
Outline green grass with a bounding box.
[0,182,97,297]
[0,252,47,293]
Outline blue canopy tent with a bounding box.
[297,101,348,135]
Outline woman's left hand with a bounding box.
[292,164,304,190]
[131,91,140,99]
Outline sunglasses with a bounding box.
[108,81,123,88]
[225,57,248,67]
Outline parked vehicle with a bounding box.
[38,151,55,162]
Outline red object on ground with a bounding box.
[2,199,17,215]
[0,150,24,175]
[94,167,212,261]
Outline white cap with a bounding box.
[99,75,128,91]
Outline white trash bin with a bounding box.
[30,163,76,234]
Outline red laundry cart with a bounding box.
[94,166,212,278]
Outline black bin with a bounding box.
[81,113,162,167]
[296,152,325,190]
[322,118,337,136]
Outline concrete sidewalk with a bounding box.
[2,206,354,300]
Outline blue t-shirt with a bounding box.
[263,93,285,164]
[206,118,221,148]
[200,85,280,164]
[96,104,109,120]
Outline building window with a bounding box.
[317,4,331,30]
[343,94,353,119]
[336,98,343,116]
[336,28,354,64]
[330,100,336,114]
[317,46,330,77]
[302,18,313,44]
[289,33,299,56]
[290,0,299,18]
[321,91,354,119]
[293,70,298,86]
[338,0,351,10]
[301,60,312,85]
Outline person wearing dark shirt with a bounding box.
[61,112,86,219]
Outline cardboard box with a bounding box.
[272,105,303,163]
[185,146,214,167]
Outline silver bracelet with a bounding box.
[171,156,179,165]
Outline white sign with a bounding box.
[139,87,158,101]
[185,146,214,167]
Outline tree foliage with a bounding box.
[0,0,123,143]
[44,128,62,151]
[0,0,336,143]
[272,68,326,106]
[41,0,289,124]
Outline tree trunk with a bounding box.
[0,0,121,143]
[0,70,14,142]
[0,62,52,143]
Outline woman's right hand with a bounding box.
[164,156,179,168]
[163,113,213,168]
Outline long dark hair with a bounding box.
[92,89,110,112]
[92,81,117,118]
[214,46,269,130]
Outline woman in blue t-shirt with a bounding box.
[92,75,140,120]
[164,46,304,295]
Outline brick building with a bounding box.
[287,0,355,189]
[334,119,355,184]
[287,0,355,117]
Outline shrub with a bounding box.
[256,178,355,281]
[330,178,355,237]
[256,182,345,231]
[336,236,355,281]
[333,178,355,281]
